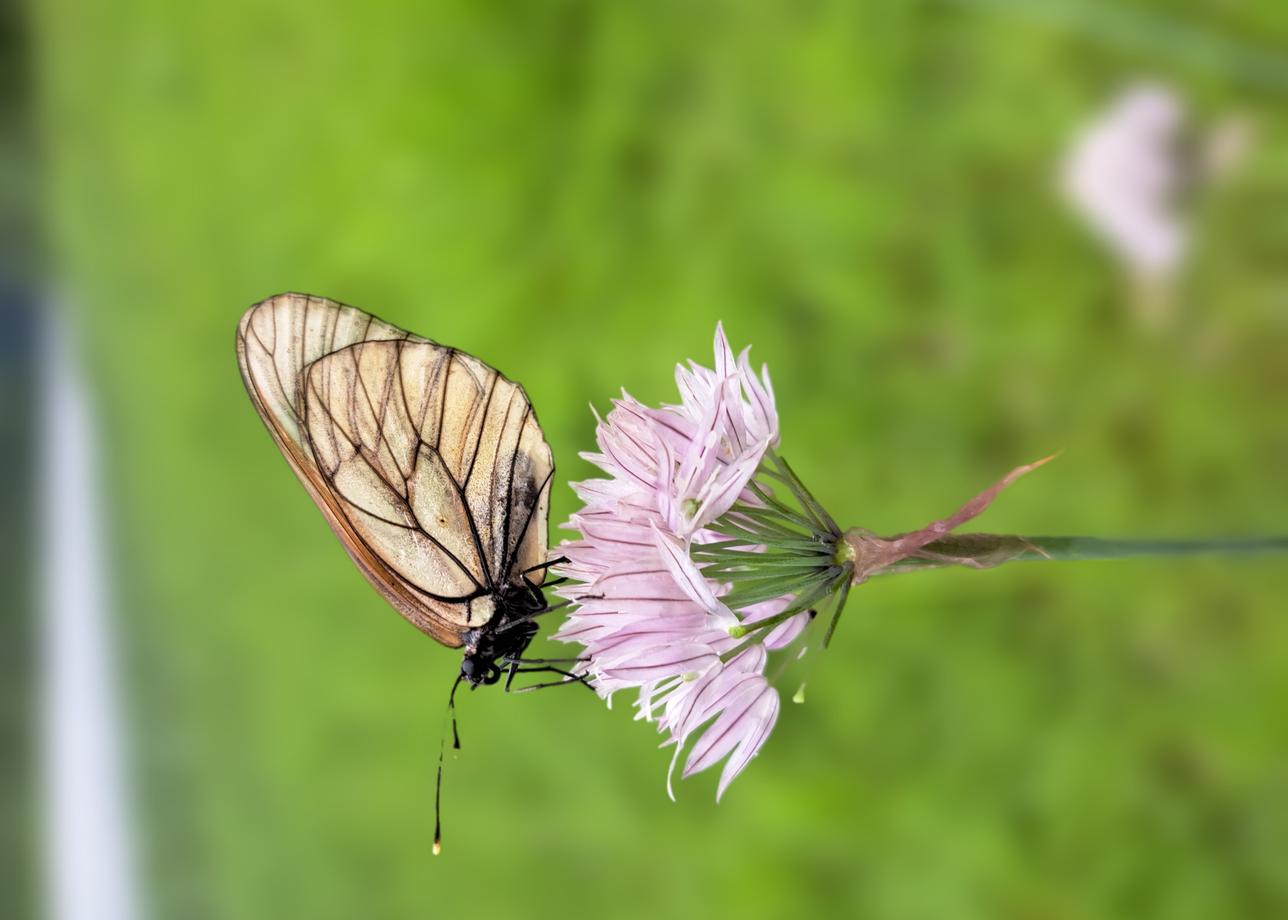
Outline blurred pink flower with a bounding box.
[1062,82,1188,276]
[554,324,807,799]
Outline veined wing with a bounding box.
[236,293,427,460]
[302,339,554,612]
[236,293,553,646]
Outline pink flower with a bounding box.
[554,326,1049,796]
[554,325,807,799]
[1062,82,1188,276]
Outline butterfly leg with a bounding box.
[503,657,522,693]
[505,665,596,694]
[520,573,567,606]
[493,599,575,635]
[510,678,593,693]
[502,655,589,666]
[519,556,569,577]
[520,574,544,607]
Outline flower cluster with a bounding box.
[553,325,813,799]
[553,325,1053,799]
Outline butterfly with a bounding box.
[235,293,567,690]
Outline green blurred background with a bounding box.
[21,1,1288,918]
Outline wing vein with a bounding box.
[434,349,453,452]
[502,463,554,584]
[498,403,529,582]
[340,493,485,593]
[463,371,500,490]
[438,454,496,593]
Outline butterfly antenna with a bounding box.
[434,674,465,856]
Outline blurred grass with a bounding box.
[32,1,1288,918]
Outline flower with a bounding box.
[1061,82,1188,277]
[554,325,1052,798]
[554,325,809,799]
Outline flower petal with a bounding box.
[691,437,770,532]
[682,678,768,778]
[600,644,718,683]
[651,523,738,628]
[715,685,779,801]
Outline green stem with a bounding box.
[888,533,1288,571]
[1020,535,1288,561]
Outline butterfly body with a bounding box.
[236,293,555,683]
[459,583,544,686]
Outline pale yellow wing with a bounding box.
[236,292,426,459]
[236,293,553,647]
[301,338,554,621]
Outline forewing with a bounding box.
[235,292,424,460]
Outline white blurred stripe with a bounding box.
[41,308,142,920]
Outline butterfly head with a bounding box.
[459,652,502,688]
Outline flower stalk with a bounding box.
[884,533,1288,569]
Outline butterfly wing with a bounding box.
[236,293,553,646]
[236,292,426,458]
